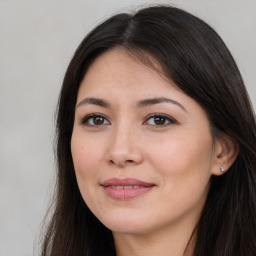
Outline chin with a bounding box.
[98,213,152,235]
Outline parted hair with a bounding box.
[41,5,256,256]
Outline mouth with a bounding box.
[101,178,155,200]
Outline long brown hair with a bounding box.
[41,5,256,256]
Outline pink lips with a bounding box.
[101,178,155,200]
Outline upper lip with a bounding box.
[101,178,155,187]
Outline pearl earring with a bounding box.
[220,166,225,173]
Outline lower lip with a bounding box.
[103,186,154,200]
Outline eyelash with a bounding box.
[80,113,177,127]
[80,113,110,126]
[143,113,177,127]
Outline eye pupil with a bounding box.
[154,117,165,125]
[94,116,104,125]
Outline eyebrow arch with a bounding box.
[137,97,187,112]
[77,97,110,108]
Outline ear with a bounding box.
[211,135,239,176]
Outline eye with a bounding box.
[81,114,110,126]
[143,113,176,127]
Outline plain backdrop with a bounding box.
[0,1,255,255]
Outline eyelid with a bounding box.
[80,113,111,126]
[143,113,177,126]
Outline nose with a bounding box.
[105,124,144,167]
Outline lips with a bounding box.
[101,178,155,200]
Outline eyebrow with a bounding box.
[77,96,186,112]
[137,97,187,112]
[77,97,110,108]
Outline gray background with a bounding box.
[0,1,255,255]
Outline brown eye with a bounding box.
[144,114,176,127]
[81,114,110,126]
[93,116,104,125]
[154,116,166,125]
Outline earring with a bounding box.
[220,166,225,173]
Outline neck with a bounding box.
[113,220,196,256]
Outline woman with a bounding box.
[41,5,256,256]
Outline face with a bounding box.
[71,48,219,236]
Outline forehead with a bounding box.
[78,48,178,98]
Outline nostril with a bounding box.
[108,158,134,166]
[106,149,144,166]
[109,160,115,164]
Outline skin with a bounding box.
[71,48,237,256]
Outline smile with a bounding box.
[101,178,155,200]
[110,185,141,189]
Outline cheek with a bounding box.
[71,134,102,181]
[147,131,214,218]
[71,133,106,212]
[146,129,214,179]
